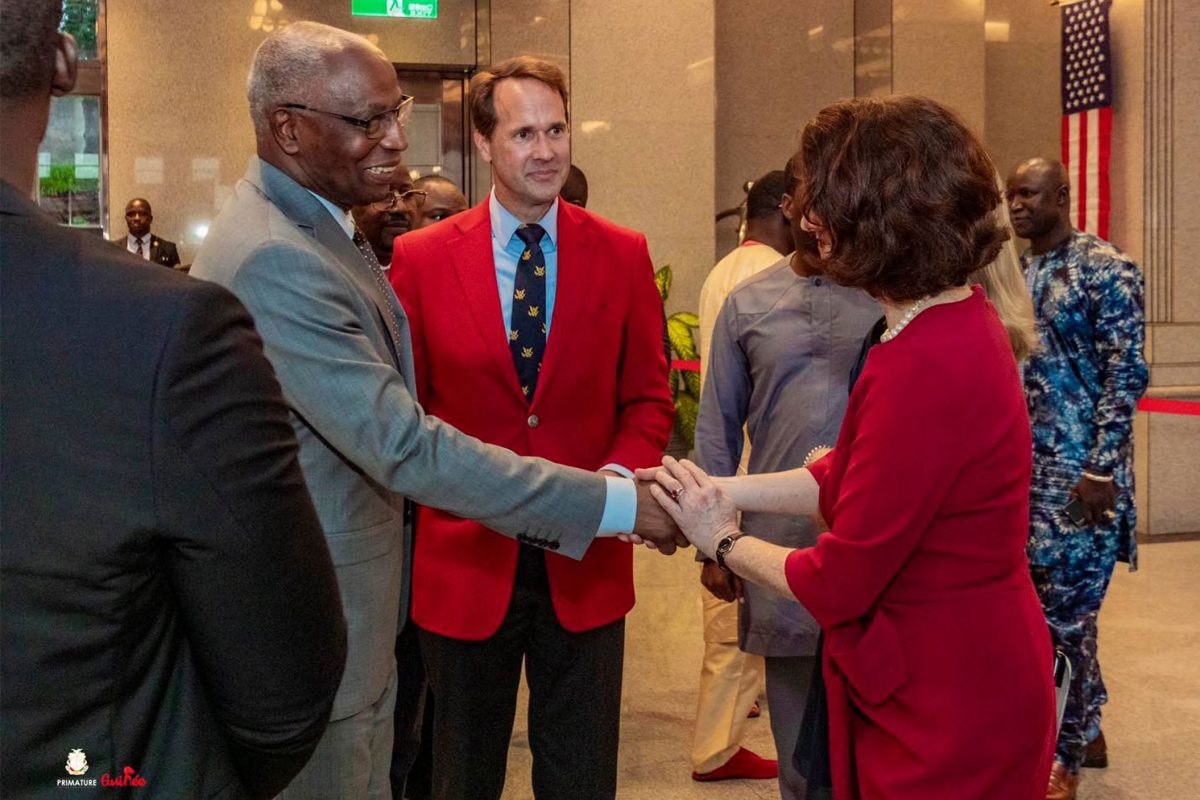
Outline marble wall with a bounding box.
[893,0,986,133]
[569,0,715,317]
[713,0,854,262]
[1139,0,1200,535]
[982,0,1061,178]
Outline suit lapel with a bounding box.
[249,159,408,370]
[447,204,526,401]
[331,234,409,373]
[537,203,595,392]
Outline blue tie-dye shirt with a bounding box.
[1022,230,1148,569]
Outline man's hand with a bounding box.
[700,560,741,603]
[1073,474,1117,526]
[629,479,689,555]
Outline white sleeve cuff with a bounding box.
[596,475,637,536]
[599,462,634,480]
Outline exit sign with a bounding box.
[352,0,437,19]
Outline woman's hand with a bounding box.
[647,456,739,560]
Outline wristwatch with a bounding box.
[714,531,746,572]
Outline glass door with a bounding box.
[394,68,472,201]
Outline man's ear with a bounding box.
[272,108,303,156]
[473,129,492,164]
[1056,182,1071,208]
[780,192,795,222]
[50,33,78,97]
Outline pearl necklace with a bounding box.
[879,295,934,343]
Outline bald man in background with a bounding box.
[409,174,468,230]
[1006,157,1147,800]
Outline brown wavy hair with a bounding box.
[470,56,569,139]
[795,96,1008,301]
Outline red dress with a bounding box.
[787,287,1056,799]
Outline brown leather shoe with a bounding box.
[1046,761,1079,800]
[1082,729,1108,768]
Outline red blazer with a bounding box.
[390,199,673,640]
[787,289,1056,799]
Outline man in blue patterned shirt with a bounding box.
[1007,158,1148,800]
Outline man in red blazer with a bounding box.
[389,56,673,800]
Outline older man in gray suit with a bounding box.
[191,22,680,800]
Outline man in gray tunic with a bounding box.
[693,156,879,800]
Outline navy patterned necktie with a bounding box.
[352,226,404,356]
[510,224,548,403]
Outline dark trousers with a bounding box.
[390,616,429,799]
[418,546,625,800]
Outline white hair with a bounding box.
[246,21,384,137]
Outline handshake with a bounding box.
[614,457,742,560]
[621,478,690,555]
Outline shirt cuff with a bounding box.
[596,476,637,537]
[599,462,634,480]
[807,451,834,486]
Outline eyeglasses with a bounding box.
[283,95,414,139]
[370,188,427,212]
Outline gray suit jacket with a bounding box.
[191,159,606,721]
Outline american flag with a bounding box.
[1061,0,1113,240]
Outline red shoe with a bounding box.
[691,747,779,782]
[747,701,761,719]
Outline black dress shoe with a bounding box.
[1082,729,1108,769]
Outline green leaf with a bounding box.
[675,393,699,451]
[683,369,701,399]
[670,311,699,328]
[667,316,698,361]
[655,265,672,302]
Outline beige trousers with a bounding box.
[690,589,766,773]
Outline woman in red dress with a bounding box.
[642,96,1056,799]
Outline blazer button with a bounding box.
[527,414,540,428]
[549,541,560,551]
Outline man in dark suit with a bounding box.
[391,56,674,800]
[189,23,684,800]
[0,5,347,798]
[112,197,182,267]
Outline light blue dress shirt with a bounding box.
[307,190,356,239]
[488,192,636,534]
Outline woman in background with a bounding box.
[642,96,1056,800]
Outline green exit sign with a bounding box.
[352,0,437,19]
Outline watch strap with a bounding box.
[715,531,746,572]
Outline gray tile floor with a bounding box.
[499,540,1200,799]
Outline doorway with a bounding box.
[394,68,473,201]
